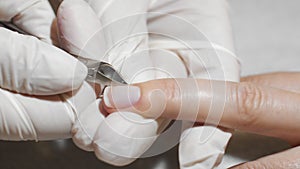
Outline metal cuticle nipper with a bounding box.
[79,57,128,98]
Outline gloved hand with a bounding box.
[57,0,187,166]
[0,0,89,141]
[57,0,240,168]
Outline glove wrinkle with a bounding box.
[0,89,37,141]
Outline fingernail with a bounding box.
[103,86,141,108]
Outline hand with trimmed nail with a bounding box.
[103,72,300,169]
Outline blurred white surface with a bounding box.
[230,0,300,75]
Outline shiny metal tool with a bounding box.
[80,58,128,97]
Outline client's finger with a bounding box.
[242,72,300,93]
[103,78,300,145]
[229,146,300,169]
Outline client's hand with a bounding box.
[103,72,300,169]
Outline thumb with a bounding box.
[0,28,87,95]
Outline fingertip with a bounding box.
[72,61,88,89]
[92,112,157,166]
[103,87,114,108]
[57,0,103,60]
[99,101,110,117]
[38,47,88,94]
[39,50,88,94]
[71,99,105,152]
[57,0,85,54]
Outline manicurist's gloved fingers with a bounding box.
[84,0,176,166]
[229,146,300,169]
[58,0,178,166]
[0,81,99,141]
[83,0,151,67]
[57,0,107,153]
[242,72,300,93]
[0,88,74,141]
[0,0,57,44]
[0,28,87,95]
[57,0,106,61]
[103,78,300,145]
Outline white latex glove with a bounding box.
[57,0,187,166]
[147,0,239,168]
[0,0,89,141]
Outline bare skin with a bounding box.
[102,72,300,169]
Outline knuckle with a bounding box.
[161,79,180,102]
[236,82,265,127]
[145,79,180,118]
